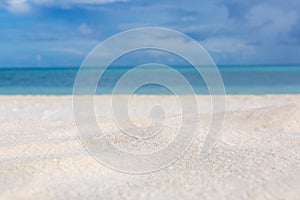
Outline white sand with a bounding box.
[0,95,300,199]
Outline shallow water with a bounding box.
[0,65,299,94]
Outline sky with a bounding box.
[0,0,300,67]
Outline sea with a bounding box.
[0,65,299,95]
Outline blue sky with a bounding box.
[0,0,300,67]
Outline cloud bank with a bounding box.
[0,0,300,66]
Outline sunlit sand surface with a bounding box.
[0,95,300,199]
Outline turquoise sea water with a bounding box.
[0,66,300,95]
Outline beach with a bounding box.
[1,95,300,199]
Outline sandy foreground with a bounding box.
[0,95,300,199]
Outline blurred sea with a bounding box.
[0,65,300,95]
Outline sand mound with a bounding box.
[226,104,300,135]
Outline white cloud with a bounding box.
[30,0,128,6]
[82,28,217,67]
[78,24,93,35]
[6,0,31,14]
[61,0,126,4]
[201,38,253,53]
[4,0,127,14]
[36,54,42,65]
[246,5,298,36]
[242,4,299,48]
[46,47,85,55]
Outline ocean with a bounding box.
[0,65,299,95]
